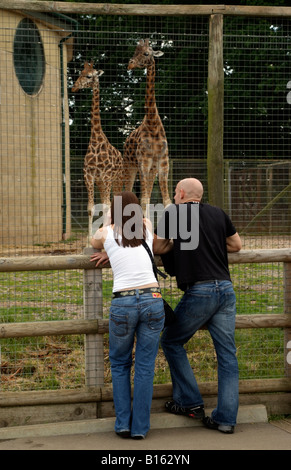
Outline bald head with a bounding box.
[174,178,204,204]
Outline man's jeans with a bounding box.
[109,291,164,437]
[161,280,239,426]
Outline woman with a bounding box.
[90,191,165,439]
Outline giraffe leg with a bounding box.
[147,166,157,204]
[112,169,124,194]
[123,167,138,192]
[96,179,111,226]
[84,171,95,215]
[139,175,149,213]
[159,177,172,208]
[158,160,172,207]
[139,160,152,215]
[84,169,95,236]
[123,133,138,191]
[123,150,138,191]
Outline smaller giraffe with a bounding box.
[72,62,123,234]
[123,39,171,213]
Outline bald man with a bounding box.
[155,178,242,434]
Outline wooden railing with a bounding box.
[1,248,291,391]
[0,248,291,424]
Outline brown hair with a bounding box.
[111,191,146,248]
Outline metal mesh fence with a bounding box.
[0,269,84,390]
[0,9,290,392]
[224,16,291,239]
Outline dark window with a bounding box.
[13,18,45,95]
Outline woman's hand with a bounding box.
[90,251,109,267]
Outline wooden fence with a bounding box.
[0,248,291,427]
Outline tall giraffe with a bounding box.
[72,62,123,234]
[123,39,171,212]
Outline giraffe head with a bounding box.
[128,39,164,70]
[72,62,104,92]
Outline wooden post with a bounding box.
[284,262,291,378]
[83,247,104,387]
[207,14,224,208]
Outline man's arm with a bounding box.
[226,232,242,253]
[153,204,176,254]
[153,233,173,254]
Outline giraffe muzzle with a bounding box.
[128,60,136,70]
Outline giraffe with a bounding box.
[72,62,123,234]
[123,39,172,213]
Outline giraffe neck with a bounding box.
[145,62,159,121]
[90,82,104,142]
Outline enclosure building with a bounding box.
[0,9,72,246]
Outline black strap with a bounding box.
[141,240,167,280]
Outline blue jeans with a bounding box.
[109,290,164,437]
[161,280,239,426]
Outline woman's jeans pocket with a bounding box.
[110,307,129,337]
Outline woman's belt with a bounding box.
[112,287,161,298]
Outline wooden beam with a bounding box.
[0,378,290,408]
[207,14,224,208]
[1,314,290,339]
[1,3,291,17]
[228,248,291,264]
[235,314,291,329]
[83,247,104,388]
[1,249,291,273]
[0,254,96,272]
[284,262,291,378]
[0,319,100,338]
[224,5,291,17]
[0,2,225,16]
[0,388,102,407]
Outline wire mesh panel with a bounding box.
[0,269,85,391]
[0,8,290,393]
[224,16,291,240]
[222,16,290,384]
[68,15,209,228]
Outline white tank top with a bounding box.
[104,226,157,292]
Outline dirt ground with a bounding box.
[0,234,290,258]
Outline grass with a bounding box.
[0,261,286,391]
[231,262,284,380]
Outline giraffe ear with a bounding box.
[153,51,164,58]
[97,70,104,77]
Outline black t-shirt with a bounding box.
[156,202,237,290]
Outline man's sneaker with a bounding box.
[203,416,234,434]
[165,400,205,419]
